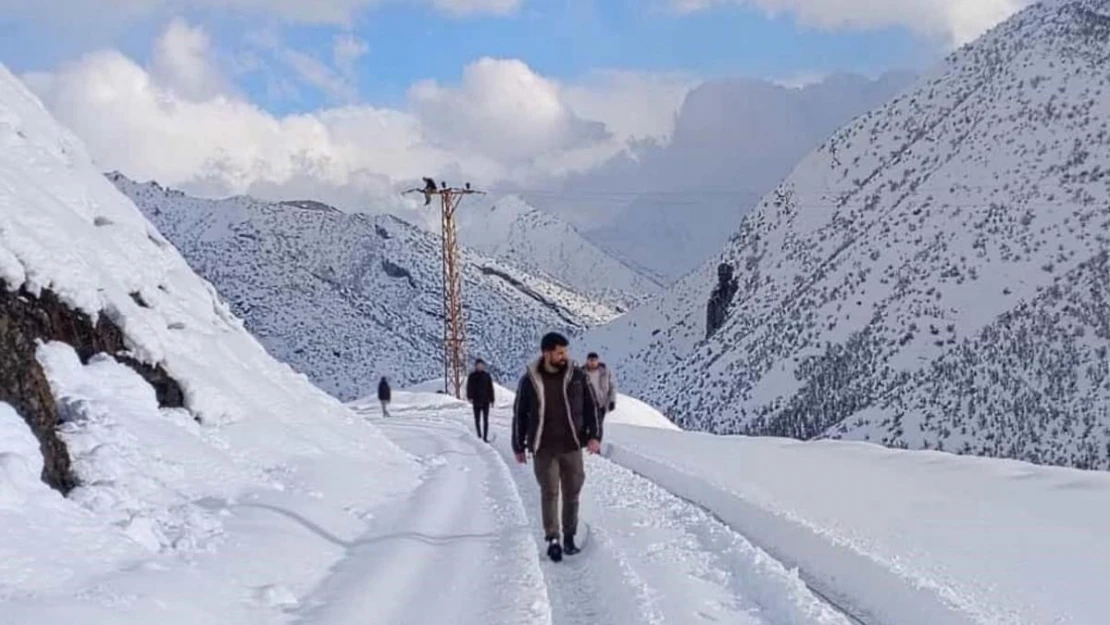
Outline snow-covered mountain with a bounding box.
[452,194,660,310]
[540,71,917,283]
[586,0,1110,470]
[111,175,622,400]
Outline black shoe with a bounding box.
[563,534,580,555]
[546,538,563,562]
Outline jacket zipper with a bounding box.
[563,367,581,448]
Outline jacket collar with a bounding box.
[528,357,576,381]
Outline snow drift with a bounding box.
[604,424,1110,625]
[0,63,419,622]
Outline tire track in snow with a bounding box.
[485,408,854,625]
[603,440,977,625]
[291,412,552,625]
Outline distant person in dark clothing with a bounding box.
[466,359,495,441]
[377,376,391,417]
[512,332,601,562]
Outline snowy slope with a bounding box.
[453,194,661,310]
[566,71,917,282]
[111,175,622,400]
[588,0,1110,469]
[0,63,420,622]
[604,424,1110,625]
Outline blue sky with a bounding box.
[0,0,941,114]
[1,0,1026,208]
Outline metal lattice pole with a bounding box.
[405,179,483,399]
[441,190,466,398]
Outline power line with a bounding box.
[468,184,1108,208]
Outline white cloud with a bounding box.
[562,69,694,144]
[668,0,1032,45]
[150,17,235,100]
[282,47,359,102]
[333,33,369,78]
[428,0,519,16]
[0,0,523,26]
[21,21,689,211]
[408,57,611,164]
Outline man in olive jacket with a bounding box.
[512,332,601,562]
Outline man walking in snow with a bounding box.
[582,352,616,425]
[466,359,495,442]
[377,376,392,418]
[512,332,601,562]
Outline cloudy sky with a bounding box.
[0,0,1031,208]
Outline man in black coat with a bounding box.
[466,359,495,441]
[511,332,601,562]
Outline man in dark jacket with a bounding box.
[377,376,391,418]
[512,332,601,562]
[466,359,495,441]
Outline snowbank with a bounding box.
[604,424,1110,625]
[0,64,420,622]
[0,402,149,595]
[605,394,681,431]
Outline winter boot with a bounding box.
[546,537,563,562]
[563,534,580,555]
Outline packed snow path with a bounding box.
[349,393,851,625]
[298,405,551,625]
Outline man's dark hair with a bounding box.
[587,352,599,359]
[475,358,485,365]
[540,332,569,352]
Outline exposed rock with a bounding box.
[706,263,738,339]
[0,279,186,493]
[381,259,416,288]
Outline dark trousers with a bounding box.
[472,403,490,440]
[533,448,585,540]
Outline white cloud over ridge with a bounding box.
[668,0,1032,45]
[21,19,692,210]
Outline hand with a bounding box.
[608,402,615,411]
[515,452,527,464]
[587,439,601,454]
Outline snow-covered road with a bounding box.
[302,405,551,625]
[344,392,851,625]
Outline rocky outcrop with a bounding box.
[381,259,417,288]
[0,279,185,493]
[706,263,738,339]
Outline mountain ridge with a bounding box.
[586,0,1110,470]
[110,173,620,400]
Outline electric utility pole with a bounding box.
[405,178,483,398]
